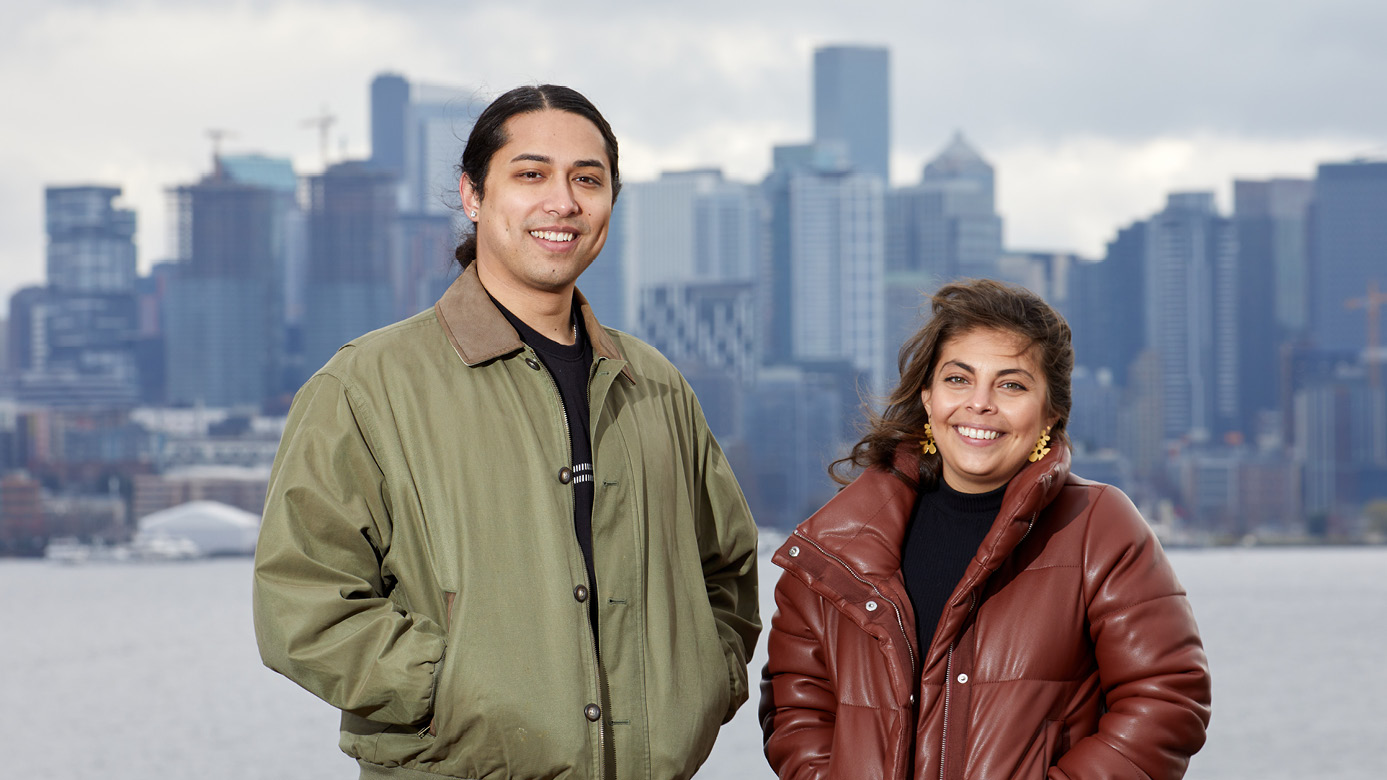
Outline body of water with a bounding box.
[2,547,1383,778]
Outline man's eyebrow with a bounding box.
[508,153,607,171]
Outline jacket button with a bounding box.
[574,584,589,602]
[957,673,969,684]
[909,694,916,704]
[865,600,878,611]
[788,546,800,557]
[558,467,573,484]
[584,704,602,722]
[525,358,541,371]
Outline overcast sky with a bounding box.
[3,0,1384,315]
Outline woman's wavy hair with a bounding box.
[830,278,1074,488]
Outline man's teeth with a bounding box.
[530,230,575,242]
[957,426,1000,441]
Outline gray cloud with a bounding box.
[3,0,1384,310]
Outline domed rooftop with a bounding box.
[136,500,261,557]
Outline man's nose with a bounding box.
[544,178,579,216]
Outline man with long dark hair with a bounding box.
[253,84,760,780]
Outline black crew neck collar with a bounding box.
[491,295,586,359]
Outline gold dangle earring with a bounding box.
[1028,426,1052,463]
[921,422,937,455]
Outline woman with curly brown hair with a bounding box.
[760,279,1211,780]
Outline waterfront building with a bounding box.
[16,187,140,407]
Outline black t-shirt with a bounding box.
[494,299,598,636]
[901,479,1007,656]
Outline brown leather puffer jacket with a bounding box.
[760,447,1211,780]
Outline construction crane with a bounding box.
[206,128,237,176]
[302,106,336,170]
[1345,279,1387,391]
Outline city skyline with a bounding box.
[4,1,1386,314]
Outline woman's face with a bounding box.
[921,327,1058,494]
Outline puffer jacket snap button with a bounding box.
[865,600,878,611]
[957,673,969,684]
[788,546,800,557]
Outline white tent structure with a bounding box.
[135,500,261,557]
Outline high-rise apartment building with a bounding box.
[787,166,886,391]
[370,73,487,217]
[1070,223,1146,379]
[1233,178,1314,438]
[886,133,1003,280]
[621,169,761,327]
[1310,160,1387,357]
[813,45,890,182]
[15,187,140,407]
[301,161,398,374]
[164,156,298,408]
[1142,193,1238,442]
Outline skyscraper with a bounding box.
[370,73,487,217]
[886,133,1003,279]
[1070,222,1146,379]
[1234,178,1313,437]
[164,156,297,408]
[301,160,398,374]
[813,45,890,183]
[17,186,140,407]
[1310,160,1387,357]
[1142,192,1238,442]
[784,164,886,391]
[620,169,761,324]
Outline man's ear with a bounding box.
[460,174,480,217]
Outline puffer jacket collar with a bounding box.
[433,262,635,383]
[786,444,1071,590]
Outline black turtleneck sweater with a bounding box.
[901,479,1007,654]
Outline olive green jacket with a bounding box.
[252,264,760,779]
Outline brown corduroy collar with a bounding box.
[433,262,634,383]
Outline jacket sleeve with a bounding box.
[1051,486,1212,780]
[759,567,836,780]
[689,393,762,723]
[252,372,447,726]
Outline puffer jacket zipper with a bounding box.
[790,529,918,775]
[938,590,978,780]
[938,501,1041,780]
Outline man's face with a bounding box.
[462,109,613,298]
